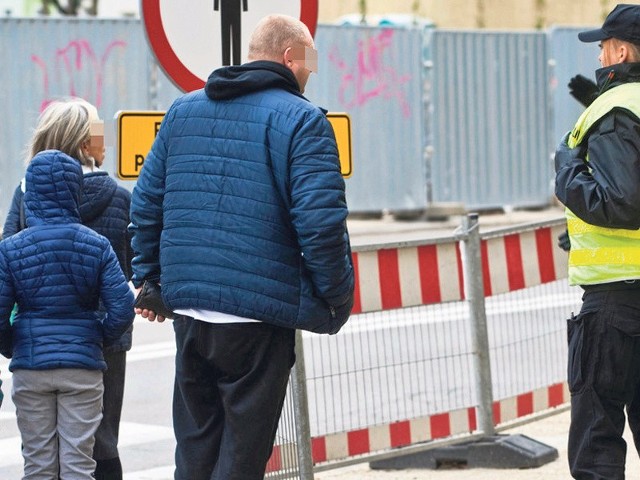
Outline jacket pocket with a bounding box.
[569,303,640,400]
[296,269,352,334]
[596,306,640,400]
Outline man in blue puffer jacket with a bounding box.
[0,150,135,479]
[129,13,354,480]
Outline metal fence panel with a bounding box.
[0,20,605,222]
[305,24,428,214]
[0,17,157,221]
[427,30,554,210]
[300,219,580,469]
[486,280,579,401]
[304,302,475,438]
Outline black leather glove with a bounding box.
[557,229,571,251]
[568,74,598,107]
[134,281,174,319]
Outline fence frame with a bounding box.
[268,213,571,478]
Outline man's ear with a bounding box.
[282,46,294,70]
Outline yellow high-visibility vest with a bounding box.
[565,82,640,285]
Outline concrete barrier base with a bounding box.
[369,434,558,470]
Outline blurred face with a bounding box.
[87,120,105,166]
[285,32,317,93]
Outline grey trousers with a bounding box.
[12,368,104,480]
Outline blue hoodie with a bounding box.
[0,150,135,370]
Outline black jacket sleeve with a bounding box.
[555,110,640,229]
[2,185,24,239]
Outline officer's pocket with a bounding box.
[567,312,587,395]
[595,307,640,399]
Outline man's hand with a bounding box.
[134,286,166,323]
[135,307,166,323]
[568,74,598,107]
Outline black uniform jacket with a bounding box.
[555,62,640,230]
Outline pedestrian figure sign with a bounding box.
[141,0,319,92]
[214,0,248,66]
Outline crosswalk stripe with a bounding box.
[0,422,174,468]
[123,465,174,480]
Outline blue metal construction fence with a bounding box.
[0,18,599,219]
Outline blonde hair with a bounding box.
[247,14,312,62]
[25,97,99,166]
[626,42,640,62]
[609,38,640,63]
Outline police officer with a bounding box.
[555,4,640,479]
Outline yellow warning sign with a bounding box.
[116,111,165,180]
[327,113,352,178]
[116,110,352,179]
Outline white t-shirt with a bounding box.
[173,308,258,324]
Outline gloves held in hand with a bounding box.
[557,230,571,252]
[134,281,174,319]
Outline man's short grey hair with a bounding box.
[247,14,311,62]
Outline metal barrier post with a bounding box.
[462,213,496,436]
[292,330,314,479]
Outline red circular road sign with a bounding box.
[141,0,318,93]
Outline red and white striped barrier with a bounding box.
[352,242,464,313]
[266,382,570,470]
[481,224,568,296]
[351,223,568,314]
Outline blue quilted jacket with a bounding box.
[130,61,354,334]
[3,171,134,352]
[0,150,135,370]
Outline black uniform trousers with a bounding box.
[568,287,640,479]
[172,316,295,480]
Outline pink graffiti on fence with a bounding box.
[329,29,412,118]
[32,39,127,112]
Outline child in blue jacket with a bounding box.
[0,150,135,479]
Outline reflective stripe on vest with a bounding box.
[565,82,640,285]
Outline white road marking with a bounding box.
[0,422,174,468]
